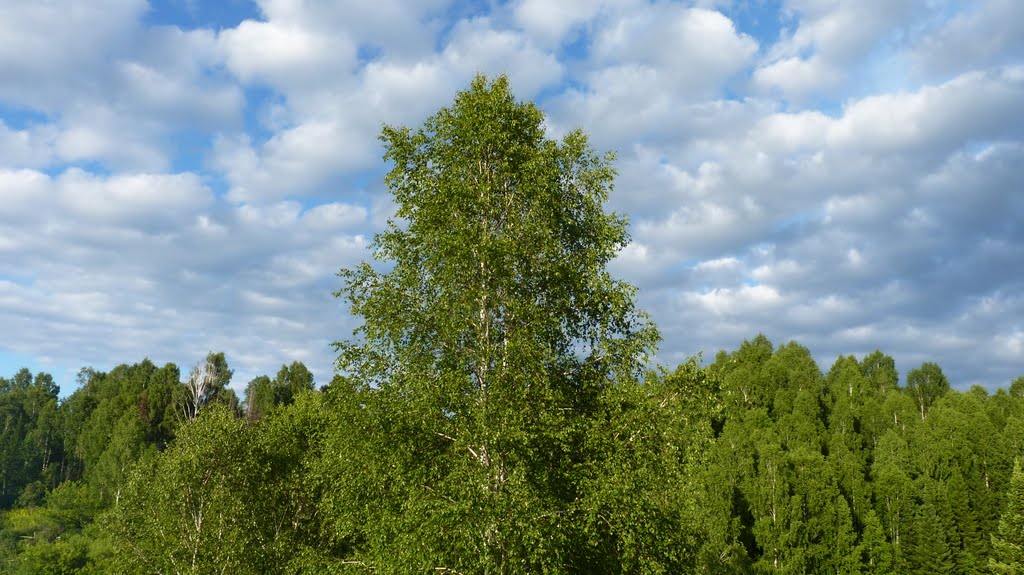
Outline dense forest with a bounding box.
[4,343,1024,574]
[2,76,1022,574]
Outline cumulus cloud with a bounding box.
[617,62,1023,388]
[1,0,1022,393]
[0,0,147,110]
[753,0,925,99]
[219,20,358,90]
[910,0,1024,80]
[549,5,758,148]
[213,11,564,202]
[512,0,603,46]
[0,168,367,390]
[0,123,57,169]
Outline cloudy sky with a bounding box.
[1,0,1022,395]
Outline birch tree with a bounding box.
[180,353,233,421]
[330,74,658,573]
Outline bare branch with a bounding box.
[433,430,457,442]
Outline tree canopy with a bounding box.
[331,74,666,573]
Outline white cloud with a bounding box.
[442,17,564,97]
[253,0,446,59]
[827,67,1024,155]
[0,0,146,110]
[0,4,243,173]
[592,6,756,89]
[54,107,171,172]
[56,169,213,227]
[302,202,368,230]
[512,0,603,46]
[116,60,242,128]
[214,116,377,202]
[686,284,784,317]
[553,6,756,146]
[219,20,357,89]
[911,0,1024,79]
[753,55,841,96]
[0,122,58,169]
[0,169,50,216]
[1,0,1023,392]
[754,0,924,99]
[213,12,565,203]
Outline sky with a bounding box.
[0,0,1022,396]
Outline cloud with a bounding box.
[828,67,1024,156]
[0,0,146,110]
[512,0,603,46]
[753,0,925,99]
[214,119,376,203]
[0,169,50,219]
[910,0,1024,80]
[0,3,243,173]
[219,20,358,90]
[442,17,564,97]
[0,165,369,391]
[1,0,1023,394]
[56,169,213,228]
[613,64,1024,388]
[0,123,57,169]
[548,6,757,147]
[591,6,757,87]
[214,12,564,203]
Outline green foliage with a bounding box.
[244,362,316,420]
[104,405,283,574]
[578,361,719,573]
[0,482,107,573]
[907,361,951,420]
[991,460,1024,574]
[0,370,62,508]
[328,74,659,573]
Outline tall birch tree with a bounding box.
[331,74,658,574]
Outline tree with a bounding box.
[712,334,775,415]
[0,370,61,508]
[1009,377,1024,400]
[179,352,233,421]
[243,362,315,420]
[906,362,950,420]
[861,350,899,393]
[907,492,954,575]
[272,361,315,407]
[579,361,719,573]
[991,460,1024,574]
[331,74,658,573]
[244,375,275,420]
[105,405,284,575]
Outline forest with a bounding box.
[2,76,1022,574]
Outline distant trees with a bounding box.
[1,343,1022,573]
[179,352,235,421]
[0,353,320,573]
[243,361,315,420]
[991,460,1024,573]
[0,369,61,508]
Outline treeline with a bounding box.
[1,342,1023,573]
[0,355,317,571]
[704,338,1024,574]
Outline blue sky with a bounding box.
[1,0,1022,395]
